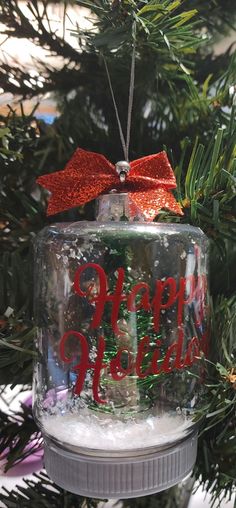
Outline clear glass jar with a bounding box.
[33,193,209,498]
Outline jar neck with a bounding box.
[95,193,145,222]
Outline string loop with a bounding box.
[103,21,137,162]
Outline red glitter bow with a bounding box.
[37,148,183,220]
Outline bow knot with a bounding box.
[37,148,183,221]
[115,161,131,182]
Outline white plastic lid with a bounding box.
[44,432,198,499]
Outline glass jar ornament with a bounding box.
[33,149,209,499]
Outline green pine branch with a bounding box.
[0,403,41,471]
[179,115,236,243]
[194,295,236,507]
[0,470,100,508]
[0,0,216,97]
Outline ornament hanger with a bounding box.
[37,22,183,218]
[103,21,137,180]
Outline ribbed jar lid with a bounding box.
[44,432,198,499]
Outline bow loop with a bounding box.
[130,152,176,189]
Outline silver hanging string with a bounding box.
[102,20,137,163]
[125,21,136,162]
[103,56,127,160]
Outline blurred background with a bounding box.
[0,2,234,122]
[0,2,89,121]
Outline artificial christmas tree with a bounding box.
[0,1,235,507]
